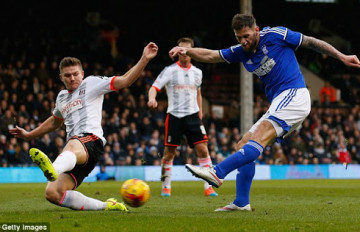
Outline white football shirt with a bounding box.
[152,62,202,118]
[53,75,118,145]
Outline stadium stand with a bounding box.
[0,0,359,168]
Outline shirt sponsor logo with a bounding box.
[61,99,83,117]
[174,85,197,91]
[253,56,276,77]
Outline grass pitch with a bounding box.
[1,179,360,232]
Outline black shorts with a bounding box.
[165,113,208,148]
[65,133,104,189]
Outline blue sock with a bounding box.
[233,162,255,207]
[214,140,263,179]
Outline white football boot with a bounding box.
[215,203,252,212]
[185,164,223,188]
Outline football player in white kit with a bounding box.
[10,42,158,211]
[148,38,218,197]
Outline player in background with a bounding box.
[148,37,218,197]
[10,42,158,211]
[169,14,360,211]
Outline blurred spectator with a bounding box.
[19,141,33,166]
[139,116,153,141]
[101,152,115,166]
[135,147,145,165]
[96,165,115,181]
[319,81,337,105]
[146,146,160,165]
[128,122,140,146]
[112,142,126,165]
[1,110,16,136]
[336,139,351,164]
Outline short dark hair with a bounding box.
[232,14,256,30]
[177,37,194,47]
[59,57,82,72]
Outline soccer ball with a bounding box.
[120,178,150,207]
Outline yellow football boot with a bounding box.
[29,148,58,182]
[105,198,129,212]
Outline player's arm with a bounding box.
[197,88,203,119]
[169,47,224,63]
[301,35,360,68]
[147,86,158,108]
[9,116,63,140]
[112,42,158,90]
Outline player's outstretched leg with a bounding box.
[29,148,58,181]
[57,189,128,211]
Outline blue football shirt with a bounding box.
[220,26,306,102]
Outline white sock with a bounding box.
[53,151,77,174]
[59,190,106,210]
[161,159,172,189]
[198,157,213,190]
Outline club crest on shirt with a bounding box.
[79,88,86,96]
[261,45,269,55]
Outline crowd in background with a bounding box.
[1,1,360,168]
[1,58,360,168]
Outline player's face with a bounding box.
[178,42,192,64]
[234,26,260,53]
[59,65,84,91]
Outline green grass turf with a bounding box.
[1,179,360,232]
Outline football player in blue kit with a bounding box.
[169,14,360,211]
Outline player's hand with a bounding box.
[341,55,360,68]
[198,111,203,120]
[143,42,158,61]
[9,126,31,140]
[169,46,188,60]
[147,99,158,108]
